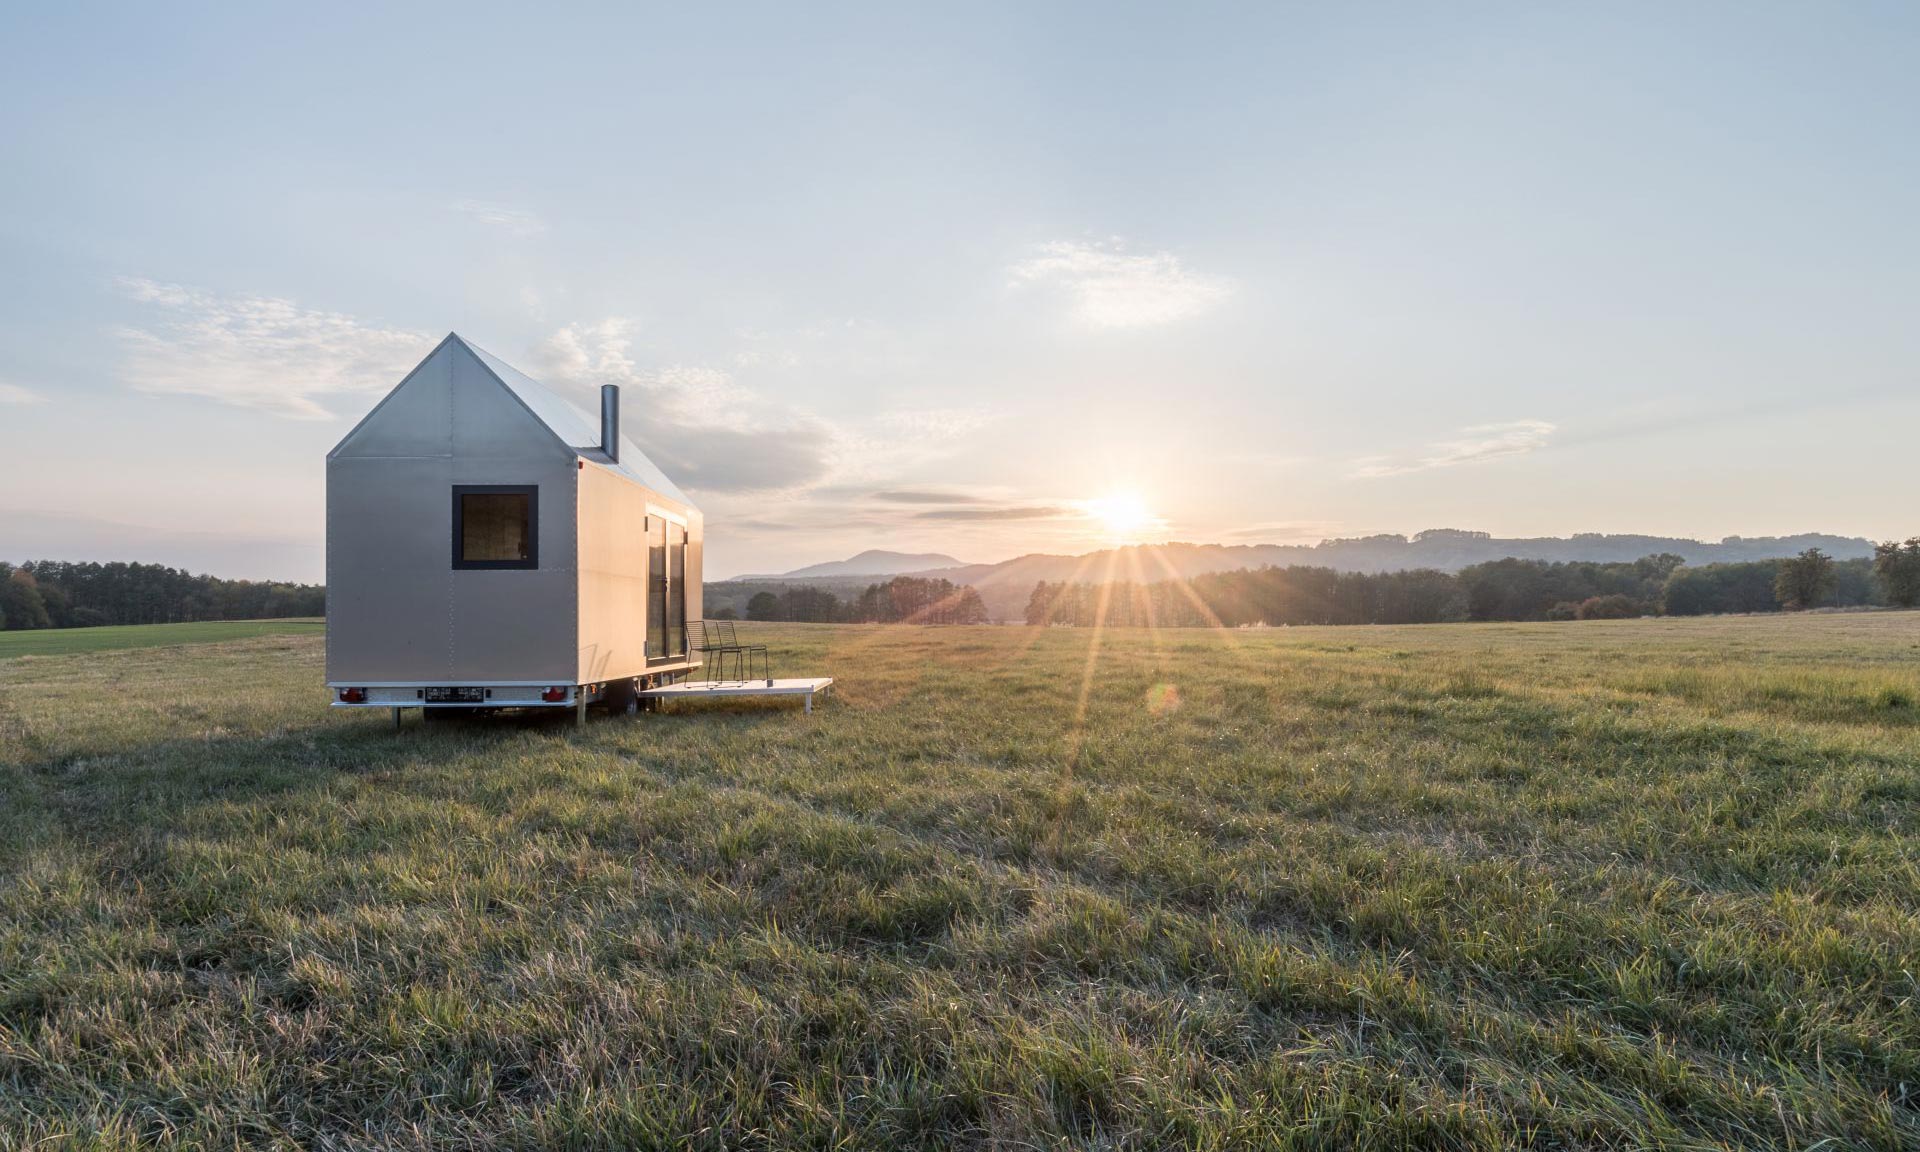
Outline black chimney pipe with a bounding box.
[600,384,619,462]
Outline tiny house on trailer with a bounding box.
[326,333,702,720]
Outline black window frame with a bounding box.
[451,484,539,570]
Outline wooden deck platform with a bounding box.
[637,677,834,713]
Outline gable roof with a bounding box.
[456,335,695,508]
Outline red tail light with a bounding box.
[339,688,366,703]
[541,687,566,702]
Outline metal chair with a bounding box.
[714,619,770,684]
[691,619,769,684]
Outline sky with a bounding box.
[2,2,1917,582]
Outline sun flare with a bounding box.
[1085,491,1157,538]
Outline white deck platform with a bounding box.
[637,677,834,712]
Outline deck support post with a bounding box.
[392,707,403,729]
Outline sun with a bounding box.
[1085,491,1157,538]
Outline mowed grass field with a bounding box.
[0,620,324,660]
[3,614,1918,1150]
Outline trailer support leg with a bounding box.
[392,707,403,729]
[576,695,587,728]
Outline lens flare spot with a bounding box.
[1146,682,1181,716]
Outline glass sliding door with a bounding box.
[646,515,689,663]
[667,523,687,657]
[646,516,667,660]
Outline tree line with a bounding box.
[736,575,989,624]
[10,543,1914,633]
[0,560,327,631]
[1025,543,1920,627]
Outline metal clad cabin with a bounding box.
[326,333,702,714]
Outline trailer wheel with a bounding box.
[603,678,640,715]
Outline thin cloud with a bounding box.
[721,510,898,536]
[873,490,991,505]
[537,321,993,497]
[1224,519,1346,542]
[651,423,834,493]
[825,408,995,489]
[451,199,547,237]
[0,381,45,405]
[916,505,1067,521]
[1009,238,1231,328]
[1353,420,1557,479]
[533,319,832,493]
[114,278,430,420]
[874,408,993,439]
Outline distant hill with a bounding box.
[735,549,967,581]
[717,530,1870,622]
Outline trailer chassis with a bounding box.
[329,667,699,727]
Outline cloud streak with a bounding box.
[820,407,995,493]
[1224,519,1346,542]
[534,319,833,493]
[451,199,547,237]
[873,490,991,505]
[1010,238,1231,328]
[1353,420,1557,478]
[114,278,430,420]
[0,382,45,405]
[915,505,1067,521]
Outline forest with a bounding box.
[0,560,326,631]
[1025,543,1920,627]
[736,575,990,624]
[9,543,1916,633]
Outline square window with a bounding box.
[452,486,537,569]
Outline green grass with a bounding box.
[0,619,324,660]
[3,613,1918,1149]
